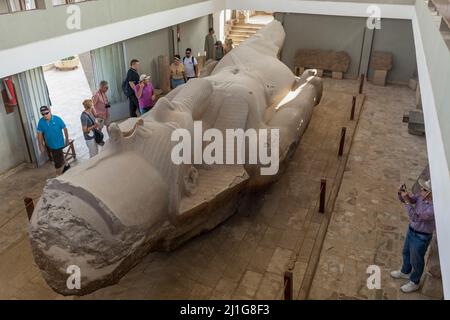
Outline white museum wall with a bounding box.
[124,28,172,89]
[0,99,28,174]
[413,0,450,298]
[178,15,211,57]
[279,13,367,78]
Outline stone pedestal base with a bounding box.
[409,78,418,91]
[373,69,388,86]
[332,71,343,80]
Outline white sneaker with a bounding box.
[390,270,410,280]
[401,281,420,293]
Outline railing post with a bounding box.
[338,127,347,157]
[359,74,365,94]
[284,271,293,300]
[319,179,327,214]
[24,197,34,221]
[351,96,356,121]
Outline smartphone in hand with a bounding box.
[398,184,407,203]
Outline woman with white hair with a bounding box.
[92,80,111,130]
[392,178,436,293]
[134,74,155,115]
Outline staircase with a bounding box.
[227,21,266,47]
[427,0,450,50]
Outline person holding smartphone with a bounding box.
[391,179,436,293]
[37,106,71,176]
[92,80,111,130]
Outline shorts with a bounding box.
[171,78,185,89]
[49,148,65,169]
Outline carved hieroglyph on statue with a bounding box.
[29,21,323,295]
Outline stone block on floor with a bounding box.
[332,71,343,80]
[373,70,388,86]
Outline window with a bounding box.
[0,0,44,14]
[52,0,92,5]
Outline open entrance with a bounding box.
[43,53,99,161]
[223,10,274,47]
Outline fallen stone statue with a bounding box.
[29,20,323,295]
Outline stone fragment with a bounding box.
[370,51,393,71]
[295,49,351,73]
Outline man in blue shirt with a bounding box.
[37,106,70,175]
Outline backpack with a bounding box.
[122,78,131,98]
[183,56,195,65]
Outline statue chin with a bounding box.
[29,20,323,296]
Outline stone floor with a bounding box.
[308,82,435,300]
[0,162,70,299]
[0,78,436,300]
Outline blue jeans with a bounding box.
[401,227,432,284]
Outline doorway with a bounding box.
[43,53,96,161]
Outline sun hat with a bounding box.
[418,178,432,192]
[40,106,50,113]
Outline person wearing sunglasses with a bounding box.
[37,106,70,176]
[182,48,198,81]
[391,179,435,293]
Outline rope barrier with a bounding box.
[338,127,347,157]
[0,196,39,229]
[283,271,293,300]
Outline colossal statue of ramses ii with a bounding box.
[29,20,323,295]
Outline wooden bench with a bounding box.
[46,139,76,163]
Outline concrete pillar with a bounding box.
[358,28,374,77]
[416,84,422,110]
